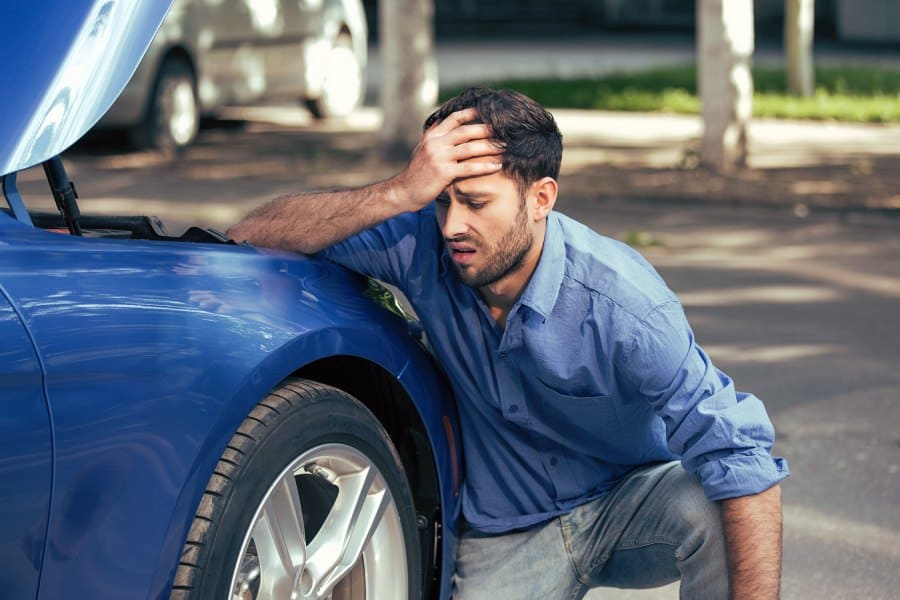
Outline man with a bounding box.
[228,87,789,599]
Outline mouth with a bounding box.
[447,241,477,266]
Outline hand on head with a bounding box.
[393,108,503,211]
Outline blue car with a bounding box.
[1,2,460,598]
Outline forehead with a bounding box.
[451,168,518,198]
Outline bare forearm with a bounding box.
[227,107,502,253]
[226,178,405,254]
[721,484,783,600]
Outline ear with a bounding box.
[530,177,557,222]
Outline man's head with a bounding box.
[426,89,562,295]
[425,87,562,197]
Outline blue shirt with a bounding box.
[321,206,789,533]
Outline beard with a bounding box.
[450,202,534,289]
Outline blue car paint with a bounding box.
[0,288,53,600]
[3,0,461,594]
[0,212,462,598]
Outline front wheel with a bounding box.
[170,379,421,599]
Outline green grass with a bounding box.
[442,65,900,123]
[621,230,665,249]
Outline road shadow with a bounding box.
[561,155,900,214]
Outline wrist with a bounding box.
[383,170,417,213]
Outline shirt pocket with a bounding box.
[529,376,670,467]
[527,376,620,449]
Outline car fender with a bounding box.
[144,247,462,599]
[0,229,458,598]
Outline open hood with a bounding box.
[0,0,173,176]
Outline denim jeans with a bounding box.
[451,462,728,599]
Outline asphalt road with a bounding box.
[18,115,900,599]
[565,199,900,600]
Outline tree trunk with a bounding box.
[697,0,755,172]
[785,0,815,97]
[378,0,439,157]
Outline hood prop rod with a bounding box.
[2,173,33,226]
[42,156,82,236]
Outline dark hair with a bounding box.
[424,87,562,194]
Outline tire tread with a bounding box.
[168,377,421,599]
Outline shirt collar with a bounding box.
[438,212,566,319]
[518,212,565,320]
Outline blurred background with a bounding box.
[17,1,900,598]
[370,0,852,38]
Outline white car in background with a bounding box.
[98,0,367,151]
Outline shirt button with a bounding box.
[549,457,558,466]
[509,404,519,413]
[497,351,507,358]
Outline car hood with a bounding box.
[0,0,173,176]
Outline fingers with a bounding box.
[446,124,502,149]
[415,120,501,172]
[424,108,503,159]
[428,112,502,149]
[397,109,504,209]
[453,159,503,179]
[427,107,480,135]
[452,139,504,161]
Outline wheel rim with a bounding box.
[320,43,362,117]
[158,75,198,147]
[229,443,409,600]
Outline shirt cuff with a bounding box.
[693,449,790,501]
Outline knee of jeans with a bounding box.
[672,480,724,561]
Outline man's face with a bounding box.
[435,166,535,289]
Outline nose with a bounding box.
[440,200,469,239]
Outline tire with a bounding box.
[170,379,422,600]
[134,58,199,153]
[305,33,364,120]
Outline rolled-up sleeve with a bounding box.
[621,301,790,500]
